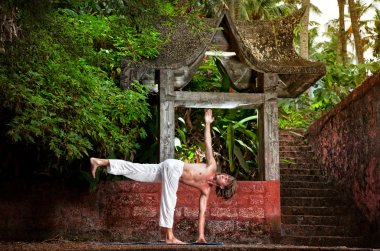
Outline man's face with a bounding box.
[216,173,232,189]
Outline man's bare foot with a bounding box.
[90,157,99,179]
[165,237,186,244]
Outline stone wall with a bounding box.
[307,71,380,227]
[0,178,280,243]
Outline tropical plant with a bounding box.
[241,0,293,20]
[184,57,223,92]
[373,9,380,57]
[175,108,259,180]
[0,1,168,175]
[348,0,365,63]
[337,0,348,65]
[213,110,259,180]
[175,115,204,163]
[279,94,317,130]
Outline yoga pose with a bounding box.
[90,109,237,244]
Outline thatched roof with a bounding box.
[122,17,220,70]
[121,8,326,98]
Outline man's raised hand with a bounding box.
[204,108,214,124]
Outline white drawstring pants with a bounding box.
[107,159,184,228]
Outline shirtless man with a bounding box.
[90,109,237,244]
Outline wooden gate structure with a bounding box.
[121,8,325,181]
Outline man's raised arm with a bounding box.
[204,109,216,167]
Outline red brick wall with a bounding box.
[307,71,380,225]
[0,179,280,243]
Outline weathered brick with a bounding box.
[0,179,280,243]
[143,193,159,205]
[249,194,264,205]
[132,206,158,218]
[207,220,235,234]
[239,182,265,193]
[210,207,238,218]
[182,207,198,218]
[308,71,380,225]
[239,207,265,219]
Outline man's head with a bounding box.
[215,173,237,200]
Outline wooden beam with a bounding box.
[174,91,274,109]
[159,70,175,162]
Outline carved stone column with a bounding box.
[159,70,175,162]
[258,73,280,181]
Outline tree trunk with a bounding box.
[300,0,310,60]
[227,0,235,20]
[338,0,348,65]
[348,0,365,64]
[300,0,312,99]
[234,0,241,20]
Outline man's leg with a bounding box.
[159,159,185,244]
[164,228,185,244]
[90,157,109,178]
[91,157,161,181]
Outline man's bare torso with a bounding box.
[179,163,216,195]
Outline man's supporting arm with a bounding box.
[196,193,209,243]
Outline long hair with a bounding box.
[215,175,237,200]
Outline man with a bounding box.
[90,109,237,244]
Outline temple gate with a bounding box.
[121,7,325,182]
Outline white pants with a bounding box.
[107,159,184,228]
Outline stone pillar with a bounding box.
[159,70,175,162]
[258,73,280,181]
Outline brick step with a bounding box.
[280,168,323,176]
[280,163,320,169]
[279,132,305,141]
[281,215,356,226]
[280,145,312,152]
[281,197,348,207]
[281,181,328,189]
[280,175,326,182]
[281,188,337,197]
[280,160,318,167]
[280,151,315,159]
[282,224,360,237]
[281,235,365,247]
[281,206,348,216]
[279,140,307,147]
[279,133,305,139]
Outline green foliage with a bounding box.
[185,57,222,91]
[175,115,204,163]
[179,58,259,180]
[279,95,319,130]
[280,17,380,130]
[0,5,164,172]
[53,0,179,18]
[311,46,380,112]
[241,0,294,20]
[373,9,380,58]
[216,112,258,179]
[134,103,160,164]
[61,10,162,68]
[175,108,259,180]
[278,57,380,130]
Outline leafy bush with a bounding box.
[0,5,164,172]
